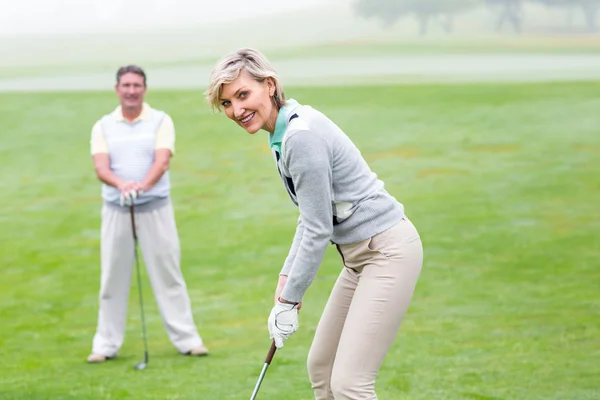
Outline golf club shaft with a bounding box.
[250,341,277,400]
[130,204,149,365]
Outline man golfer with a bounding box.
[87,65,208,363]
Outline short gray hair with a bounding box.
[116,65,146,86]
[205,48,285,112]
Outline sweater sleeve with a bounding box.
[280,130,334,303]
[280,216,305,276]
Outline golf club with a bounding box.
[130,202,149,371]
[250,340,277,400]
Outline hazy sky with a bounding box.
[0,0,342,36]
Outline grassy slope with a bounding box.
[2,36,600,80]
[0,81,598,399]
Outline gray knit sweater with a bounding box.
[269,99,405,303]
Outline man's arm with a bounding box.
[138,115,175,192]
[90,121,123,189]
[93,154,126,189]
[139,149,171,192]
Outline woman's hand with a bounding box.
[274,275,302,312]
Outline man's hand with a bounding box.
[118,181,138,206]
[274,275,302,312]
[118,181,137,196]
[268,299,299,349]
[135,182,151,193]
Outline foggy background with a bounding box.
[1,0,599,91]
[0,0,340,35]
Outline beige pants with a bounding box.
[307,217,423,400]
[91,198,204,356]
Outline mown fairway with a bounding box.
[1,81,598,399]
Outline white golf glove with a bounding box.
[268,299,299,348]
[120,189,138,207]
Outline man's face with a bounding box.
[115,72,146,109]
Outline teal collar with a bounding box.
[269,99,300,154]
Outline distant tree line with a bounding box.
[353,0,600,34]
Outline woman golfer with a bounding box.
[205,48,423,399]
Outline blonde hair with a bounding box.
[205,47,285,112]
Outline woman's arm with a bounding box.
[279,130,334,304]
[274,216,305,309]
[280,216,305,276]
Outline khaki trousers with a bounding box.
[307,218,423,400]
[91,198,204,356]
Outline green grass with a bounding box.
[0,81,599,399]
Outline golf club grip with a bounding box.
[265,341,277,364]
[129,205,137,240]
